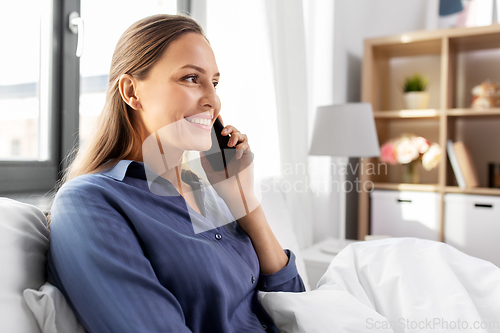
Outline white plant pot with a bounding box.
[404,91,430,110]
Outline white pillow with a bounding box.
[257,177,311,291]
[23,282,86,333]
[0,197,48,333]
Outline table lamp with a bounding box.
[309,103,380,254]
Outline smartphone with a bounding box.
[203,117,236,171]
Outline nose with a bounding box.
[200,84,221,110]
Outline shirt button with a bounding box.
[262,324,267,330]
[251,276,255,284]
[215,233,222,240]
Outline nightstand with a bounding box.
[302,238,358,289]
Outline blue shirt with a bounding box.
[47,159,305,332]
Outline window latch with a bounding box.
[68,11,84,57]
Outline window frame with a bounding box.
[0,0,70,194]
[0,0,192,195]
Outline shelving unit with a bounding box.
[358,25,500,242]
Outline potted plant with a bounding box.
[402,74,429,109]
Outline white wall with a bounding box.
[332,0,428,104]
[305,0,429,243]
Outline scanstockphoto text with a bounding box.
[260,161,388,196]
[366,317,500,331]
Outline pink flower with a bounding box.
[411,136,430,154]
[396,138,420,164]
[380,142,397,165]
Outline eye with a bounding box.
[213,81,219,89]
[183,74,199,84]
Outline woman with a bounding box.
[47,14,305,333]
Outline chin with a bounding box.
[186,138,212,152]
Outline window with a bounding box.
[0,0,58,193]
[0,0,182,194]
[79,0,177,148]
[0,0,50,161]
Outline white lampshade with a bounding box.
[309,103,380,158]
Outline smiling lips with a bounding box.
[184,113,213,131]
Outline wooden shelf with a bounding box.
[446,108,500,117]
[371,184,500,195]
[371,38,442,57]
[444,186,500,196]
[359,25,500,242]
[374,109,441,119]
[374,108,500,119]
[372,183,440,192]
[367,24,500,50]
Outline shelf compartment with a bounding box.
[374,118,441,184]
[374,109,441,119]
[446,117,500,187]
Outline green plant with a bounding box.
[402,74,428,92]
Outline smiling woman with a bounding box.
[46,14,305,333]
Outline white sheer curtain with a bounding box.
[197,0,336,249]
[302,0,339,244]
[265,0,314,250]
[204,0,281,183]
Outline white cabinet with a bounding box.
[444,193,500,267]
[302,238,337,290]
[370,190,440,241]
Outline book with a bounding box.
[447,140,466,189]
[453,141,480,188]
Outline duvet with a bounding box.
[259,237,500,333]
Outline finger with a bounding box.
[228,132,248,147]
[222,125,240,136]
[217,114,224,126]
[235,142,250,159]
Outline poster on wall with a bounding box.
[426,0,500,29]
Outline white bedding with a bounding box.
[259,237,500,332]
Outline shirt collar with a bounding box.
[100,159,136,181]
[99,159,201,185]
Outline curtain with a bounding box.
[265,0,313,249]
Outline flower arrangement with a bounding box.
[380,134,442,183]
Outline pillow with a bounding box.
[23,282,86,333]
[257,177,311,291]
[0,197,48,333]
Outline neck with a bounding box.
[131,143,190,195]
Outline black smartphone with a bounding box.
[203,117,236,171]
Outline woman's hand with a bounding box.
[200,115,258,218]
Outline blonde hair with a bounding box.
[46,14,206,225]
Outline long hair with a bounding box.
[46,14,206,225]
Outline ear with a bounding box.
[119,74,142,110]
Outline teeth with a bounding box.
[185,117,211,126]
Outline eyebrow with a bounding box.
[180,64,220,77]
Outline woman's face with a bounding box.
[134,32,221,154]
